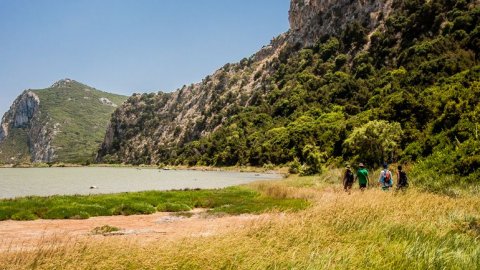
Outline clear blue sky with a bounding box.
[0,0,290,116]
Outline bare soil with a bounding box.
[0,210,269,252]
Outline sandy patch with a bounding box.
[0,210,268,252]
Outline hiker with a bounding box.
[379,163,393,191]
[343,165,355,194]
[355,163,370,191]
[396,165,409,190]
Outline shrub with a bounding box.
[43,203,110,219]
[112,203,156,216]
[301,144,326,175]
[91,225,121,235]
[11,211,38,221]
[344,120,403,166]
[71,211,90,219]
[288,158,302,174]
[157,203,192,212]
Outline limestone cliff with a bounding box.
[0,91,49,163]
[289,0,392,47]
[97,0,394,164]
[0,91,40,141]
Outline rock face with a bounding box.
[97,0,395,164]
[0,91,40,141]
[0,79,127,163]
[0,91,55,162]
[97,31,292,164]
[288,0,392,47]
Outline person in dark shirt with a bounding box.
[343,165,355,194]
[396,165,409,190]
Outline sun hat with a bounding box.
[359,163,365,167]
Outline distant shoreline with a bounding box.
[0,163,287,174]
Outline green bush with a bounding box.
[112,202,156,216]
[11,211,38,221]
[301,144,325,175]
[44,206,80,219]
[157,203,192,212]
[71,211,90,219]
[288,158,302,174]
[343,120,403,166]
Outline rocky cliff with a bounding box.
[97,0,394,164]
[288,0,392,47]
[0,91,40,141]
[0,91,46,163]
[0,79,127,164]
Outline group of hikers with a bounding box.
[342,162,409,193]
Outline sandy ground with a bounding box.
[0,210,268,252]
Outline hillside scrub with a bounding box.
[98,0,480,193]
[2,174,479,269]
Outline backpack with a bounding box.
[398,171,408,187]
[384,170,391,185]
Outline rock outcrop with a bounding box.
[288,0,392,47]
[0,91,40,142]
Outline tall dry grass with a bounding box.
[2,174,479,269]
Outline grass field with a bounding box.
[1,171,479,269]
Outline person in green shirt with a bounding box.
[355,163,370,191]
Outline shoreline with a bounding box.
[0,163,288,174]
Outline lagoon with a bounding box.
[0,167,281,199]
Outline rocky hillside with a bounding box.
[98,0,479,190]
[0,79,127,164]
[97,0,396,164]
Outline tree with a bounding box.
[301,144,326,175]
[343,120,403,166]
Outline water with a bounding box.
[0,167,282,199]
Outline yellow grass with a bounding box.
[1,172,479,269]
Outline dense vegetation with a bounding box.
[160,0,479,191]
[0,186,308,221]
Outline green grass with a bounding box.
[0,186,309,221]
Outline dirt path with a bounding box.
[0,210,269,252]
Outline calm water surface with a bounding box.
[0,167,282,199]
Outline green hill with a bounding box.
[0,79,128,164]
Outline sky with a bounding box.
[0,0,290,117]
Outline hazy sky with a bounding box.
[0,0,290,117]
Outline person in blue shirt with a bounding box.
[378,163,393,191]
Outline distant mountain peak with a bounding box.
[50,78,80,88]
